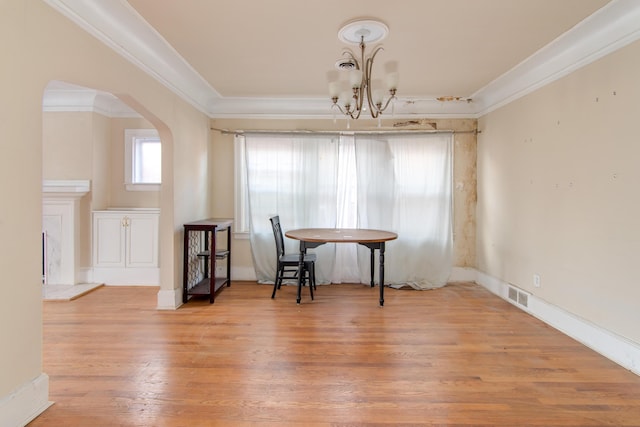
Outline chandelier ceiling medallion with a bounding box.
[329,19,398,121]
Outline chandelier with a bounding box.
[329,19,398,120]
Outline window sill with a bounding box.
[126,183,161,192]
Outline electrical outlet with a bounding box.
[533,274,541,288]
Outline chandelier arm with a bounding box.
[342,49,359,67]
[346,102,357,119]
[351,95,362,120]
[366,99,380,118]
[377,91,397,113]
[364,55,380,118]
[369,45,385,61]
[369,45,386,114]
[334,98,361,120]
[332,103,347,116]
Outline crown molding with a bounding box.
[472,0,640,116]
[42,84,141,118]
[207,96,478,119]
[42,0,219,115]
[43,0,640,119]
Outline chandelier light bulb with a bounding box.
[386,72,399,91]
[340,91,352,108]
[350,69,363,88]
[373,89,384,106]
[329,81,341,99]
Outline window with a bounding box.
[236,131,454,287]
[124,129,161,191]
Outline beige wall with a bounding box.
[0,0,211,409]
[0,0,44,401]
[477,39,640,344]
[167,106,211,289]
[42,112,93,179]
[91,112,112,210]
[210,118,478,279]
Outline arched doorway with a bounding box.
[41,80,164,299]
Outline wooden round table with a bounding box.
[285,228,398,306]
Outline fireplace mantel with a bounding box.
[43,180,90,198]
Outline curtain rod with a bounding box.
[210,127,479,136]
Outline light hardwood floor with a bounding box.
[31,282,640,426]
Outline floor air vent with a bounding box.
[508,286,518,302]
[507,285,529,308]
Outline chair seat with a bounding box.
[280,253,317,264]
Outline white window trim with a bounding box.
[124,129,161,191]
[126,183,161,191]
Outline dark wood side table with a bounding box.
[182,218,232,304]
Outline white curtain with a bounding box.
[354,133,453,289]
[243,132,453,289]
[243,133,339,284]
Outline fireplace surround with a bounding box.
[42,180,90,285]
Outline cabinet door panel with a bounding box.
[126,214,159,267]
[93,215,126,267]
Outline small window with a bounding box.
[124,129,161,191]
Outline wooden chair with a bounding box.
[269,215,316,300]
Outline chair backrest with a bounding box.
[269,215,286,258]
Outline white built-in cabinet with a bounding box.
[92,209,159,285]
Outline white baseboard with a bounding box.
[0,374,52,427]
[474,270,640,376]
[92,267,159,286]
[156,287,183,310]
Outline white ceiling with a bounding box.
[43,0,640,119]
